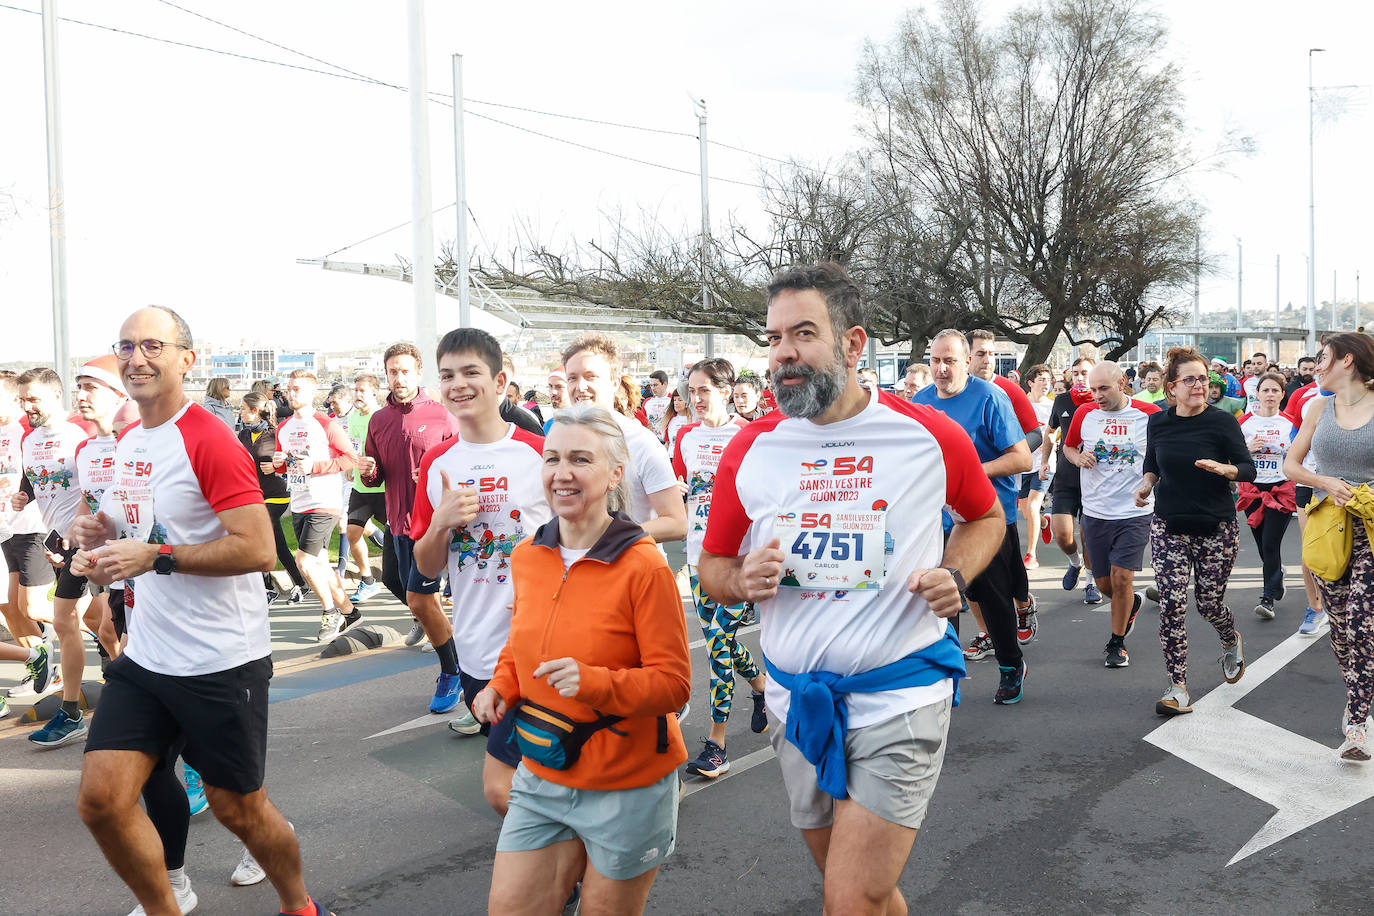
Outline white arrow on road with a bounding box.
[1143,621,1374,865]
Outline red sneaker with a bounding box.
[1040,515,1052,544]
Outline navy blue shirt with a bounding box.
[913,376,1022,525]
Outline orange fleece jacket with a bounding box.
[490,516,691,790]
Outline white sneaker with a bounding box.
[404,620,428,647]
[448,707,482,736]
[128,875,198,914]
[230,845,266,886]
[1340,723,1371,762]
[8,672,61,699]
[316,610,344,643]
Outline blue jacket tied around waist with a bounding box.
[763,623,966,800]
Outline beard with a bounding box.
[771,344,849,419]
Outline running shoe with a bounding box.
[750,690,768,734]
[1221,631,1245,684]
[127,875,198,915]
[448,707,481,736]
[1145,585,1160,603]
[993,661,1027,705]
[1299,607,1326,635]
[1339,724,1371,762]
[27,643,52,695]
[1341,707,1372,732]
[1083,581,1103,605]
[1040,514,1052,544]
[676,700,690,724]
[430,672,462,714]
[1104,640,1129,668]
[316,611,344,643]
[1156,684,1192,716]
[740,604,757,626]
[1254,598,1276,620]
[685,739,730,778]
[963,632,994,661]
[287,586,304,605]
[1015,597,1038,644]
[231,846,266,886]
[265,586,279,604]
[183,763,209,816]
[340,608,363,632]
[1062,563,1082,590]
[9,668,60,699]
[0,696,7,719]
[1023,553,1040,570]
[28,708,88,748]
[350,580,382,603]
[1125,592,1143,638]
[404,620,428,647]
[277,899,334,916]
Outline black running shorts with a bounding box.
[53,542,89,601]
[346,490,388,529]
[85,654,272,795]
[1,532,56,588]
[291,512,338,556]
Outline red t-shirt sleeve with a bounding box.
[670,425,693,480]
[997,377,1039,434]
[181,406,262,513]
[409,447,439,541]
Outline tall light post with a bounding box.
[41,1,70,397]
[1307,48,1324,356]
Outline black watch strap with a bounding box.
[943,566,968,595]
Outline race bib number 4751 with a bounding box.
[774,510,885,590]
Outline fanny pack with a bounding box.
[507,701,669,771]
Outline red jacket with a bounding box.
[361,389,459,534]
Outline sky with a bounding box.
[1,0,1372,366]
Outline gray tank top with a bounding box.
[1312,397,1374,493]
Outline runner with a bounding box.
[1020,364,1054,569]
[1284,333,1374,761]
[1208,374,1246,417]
[1061,362,1158,668]
[732,374,770,422]
[411,327,552,809]
[1283,356,1317,409]
[1284,373,1329,634]
[562,335,687,546]
[499,355,545,436]
[1135,347,1254,717]
[342,374,395,605]
[542,367,570,435]
[698,263,1003,914]
[1136,362,1167,405]
[671,357,767,779]
[664,385,693,446]
[916,329,1034,703]
[643,369,673,432]
[903,363,932,398]
[1040,357,1104,605]
[1242,352,1270,414]
[1236,372,1297,620]
[15,366,93,748]
[71,305,333,916]
[272,370,361,643]
[360,343,475,719]
[0,371,54,675]
[237,393,306,606]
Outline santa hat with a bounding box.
[76,355,128,397]
[548,368,567,381]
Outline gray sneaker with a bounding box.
[448,707,481,736]
[316,611,344,643]
[404,620,428,647]
[1221,630,1245,684]
[1254,598,1275,620]
[1155,683,1192,716]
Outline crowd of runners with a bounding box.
[2,263,1373,914]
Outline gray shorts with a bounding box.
[769,695,952,830]
[497,765,678,880]
[1081,513,1151,573]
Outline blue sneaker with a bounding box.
[1083,581,1103,605]
[1299,606,1327,636]
[1062,563,1082,590]
[29,707,88,748]
[184,763,209,815]
[994,661,1027,705]
[350,580,382,603]
[429,672,462,714]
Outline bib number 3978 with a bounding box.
[774,509,885,590]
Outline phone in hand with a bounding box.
[43,529,65,555]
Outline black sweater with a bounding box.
[1143,405,1255,531]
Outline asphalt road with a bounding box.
[2,523,1370,916]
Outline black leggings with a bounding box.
[966,523,1025,668]
[380,530,405,604]
[266,501,306,591]
[1249,494,1292,601]
[141,757,189,870]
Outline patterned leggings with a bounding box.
[1314,523,1374,726]
[688,565,760,724]
[1150,516,1240,685]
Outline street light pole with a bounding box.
[41,0,70,398]
[1308,48,1324,356]
[407,0,437,387]
[452,53,470,329]
[696,97,714,358]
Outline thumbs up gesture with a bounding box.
[432,470,480,530]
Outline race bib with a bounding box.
[775,509,886,590]
[1092,418,1141,471]
[286,452,310,496]
[108,462,156,543]
[687,490,711,535]
[1255,452,1281,477]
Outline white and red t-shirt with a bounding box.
[21,420,89,534]
[274,412,356,515]
[1284,381,1323,475]
[1029,396,1054,475]
[99,401,268,676]
[1063,399,1160,519]
[702,384,996,728]
[1239,412,1295,484]
[74,434,118,514]
[0,421,44,537]
[410,425,550,680]
[643,395,672,432]
[672,418,748,565]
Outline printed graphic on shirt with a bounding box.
[1239,413,1295,484]
[673,420,746,565]
[22,422,89,531]
[75,436,118,514]
[1064,400,1160,519]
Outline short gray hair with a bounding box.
[549,404,633,518]
[932,328,969,354]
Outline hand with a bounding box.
[1194,459,1233,479]
[1247,436,1265,455]
[740,537,786,602]
[45,540,68,567]
[10,492,28,512]
[1038,466,1050,482]
[432,471,480,530]
[1134,482,1154,507]
[360,456,377,477]
[676,477,689,497]
[906,567,962,618]
[272,450,286,467]
[71,511,116,550]
[533,657,581,698]
[472,686,508,724]
[1071,451,1096,469]
[88,540,159,581]
[1325,476,1355,507]
[70,549,98,578]
[258,460,276,475]
[411,467,421,483]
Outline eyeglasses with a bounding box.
[1176,375,1209,388]
[112,339,187,360]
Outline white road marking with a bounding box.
[1143,621,1374,865]
[681,746,776,798]
[366,713,450,740]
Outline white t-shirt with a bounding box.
[1243,375,1262,415]
[644,395,672,431]
[274,412,355,515]
[559,545,590,570]
[409,425,551,680]
[1063,399,1160,520]
[665,415,691,450]
[0,421,44,537]
[1029,397,1054,475]
[612,411,678,533]
[1239,412,1295,484]
[74,434,118,514]
[672,418,747,565]
[21,420,89,533]
[100,401,269,676]
[703,385,997,729]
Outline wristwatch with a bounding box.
[153,544,177,576]
[942,566,970,611]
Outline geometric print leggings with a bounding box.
[688,566,760,724]
[1149,516,1240,686]
[1314,522,1374,727]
